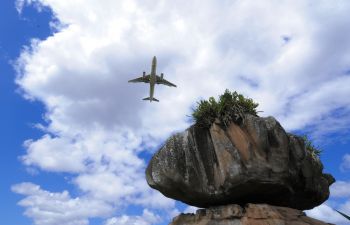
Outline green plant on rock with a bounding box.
[301,135,322,159]
[192,89,259,128]
[192,97,218,128]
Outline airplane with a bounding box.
[128,56,176,102]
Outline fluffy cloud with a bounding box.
[16,0,47,14]
[306,181,350,225]
[184,206,198,214]
[340,154,350,172]
[15,0,350,138]
[305,203,349,225]
[11,182,113,225]
[330,181,350,198]
[13,0,350,224]
[22,134,87,173]
[104,209,161,225]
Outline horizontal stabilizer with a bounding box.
[143,97,159,102]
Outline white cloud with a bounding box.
[306,181,350,225]
[74,170,144,204]
[339,200,350,218]
[15,0,49,14]
[331,181,350,198]
[15,0,26,13]
[13,0,350,224]
[22,134,86,173]
[104,209,161,225]
[11,182,113,225]
[184,206,198,214]
[130,189,176,210]
[16,0,350,138]
[340,154,350,172]
[305,203,348,225]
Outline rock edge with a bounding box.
[170,204,334,225]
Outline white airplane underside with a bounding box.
[128,56,177,102]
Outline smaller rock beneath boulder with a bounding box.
[170,204,334,225]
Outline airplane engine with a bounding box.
[143,71,146,77]
[161,73,164,80]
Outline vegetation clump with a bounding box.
[192,90,323,159]
[301,135,322,158]
[192,89,259,128]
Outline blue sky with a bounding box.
[0,1,51,224]
[1,1,350,225]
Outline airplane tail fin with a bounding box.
[143,97,159,102]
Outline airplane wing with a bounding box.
[336,210,350,220]
[156,76,177,87]
[128,75,150,83]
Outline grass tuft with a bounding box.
[301,135,322,158]
[192,89,259,128]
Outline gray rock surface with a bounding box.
[146,115,334,209]
[170,204,333,225]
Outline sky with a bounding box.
[1,0,350,224]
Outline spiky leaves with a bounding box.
[301,135,322,159]
[192,89,259,128]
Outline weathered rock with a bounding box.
[146,115,334,209]
[170,204,333,225]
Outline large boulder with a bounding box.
[170,204,333,225]
[146,115,334,209]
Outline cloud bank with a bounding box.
[13,0,350,224]
[305,180,350,225]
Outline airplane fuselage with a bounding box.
[149,56,157,101]
[128,55,176,102]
